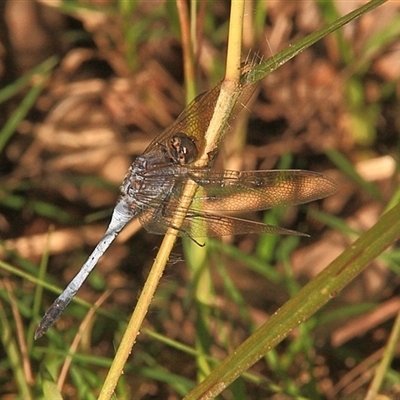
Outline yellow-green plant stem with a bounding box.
[98,232,179,400]
[186,0,246,381]
[99,2,247,397]
[225,0,244,82]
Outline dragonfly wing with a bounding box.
[139,188,307,238]
[139,200,306,238]
[182,212,307,237]
[143,84,220,157]
[189,169,337,212]
[143,68,257,162]
[136,169,336,237]
[138,205,186,236]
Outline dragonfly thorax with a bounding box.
[120,152,185,213]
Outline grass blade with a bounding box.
[184,200,400,400]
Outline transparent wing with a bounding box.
[189,169,337,211]
[139,206,305,238]
[144,74,257,160]
[137,168,336,212]
[136,168,336,237]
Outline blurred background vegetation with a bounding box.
[0,1,399,399]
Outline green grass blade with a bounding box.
[0,259,114,321]
[0,56,58,104]
[315,0,353,63]
[309,208,361,237]
[0,56,58,153]
[29,229,52,350]
[0,192,72,223]
[355,13,400,74]
[184,201,400,399]
[0,297,33,399]
[365,310,400,398]
[326,149,381,200]
[245,0,388,84]
[42,380,63,400]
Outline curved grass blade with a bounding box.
[184,200,400,400]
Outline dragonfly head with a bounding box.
[167,132,198,165]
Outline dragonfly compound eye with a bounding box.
[168,132,198,165]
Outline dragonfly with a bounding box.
[35,68,337,339]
